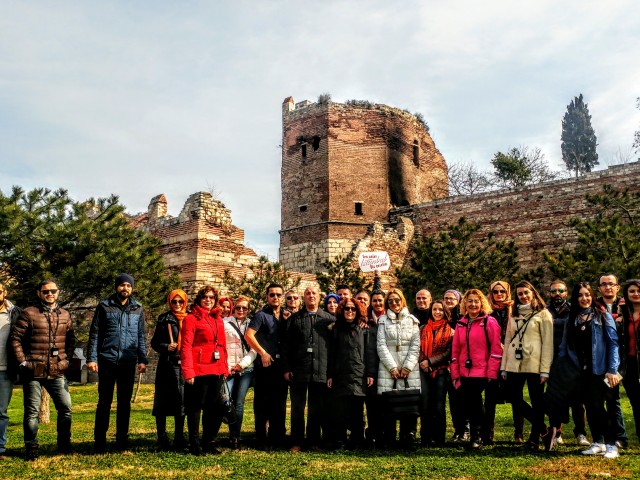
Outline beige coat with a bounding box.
[500,307,553,376]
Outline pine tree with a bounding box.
[396,217,521,301]
[315,254,369,295]
[561,94,599,177]
[544,185,640,284]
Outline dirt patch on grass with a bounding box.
[526,457,632,479]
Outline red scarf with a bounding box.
[420,318,453,378]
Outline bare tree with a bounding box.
[447,161,492,196]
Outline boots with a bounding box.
[25,443,39,461]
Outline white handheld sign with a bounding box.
[358,251,390,272]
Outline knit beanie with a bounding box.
[115,273,135,289]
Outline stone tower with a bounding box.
[279,96,448,273]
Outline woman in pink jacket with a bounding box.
[450,288,502,449]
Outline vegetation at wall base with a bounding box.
[2,384,639,479]
[316,254,369,295]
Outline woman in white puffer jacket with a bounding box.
[377,288,421,448]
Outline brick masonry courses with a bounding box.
[280,97,448,274]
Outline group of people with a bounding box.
[1,272,639,462]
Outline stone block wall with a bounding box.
[390,162,640,272]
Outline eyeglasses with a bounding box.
[388,298,402,305]
[492,289,507,294]
[170,299,185,305]
[41,289,58,295]
[343,306,357,312]
[286,296,299,300]
[269,293,283,298]
[549,288,566,294]
[444,297,457,302]
[202,295,216,299]
[234,306,248,311]
[599,282,617,288]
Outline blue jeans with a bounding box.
[226,370,253,439]
[23,376,72,447]
[0,371,14,453]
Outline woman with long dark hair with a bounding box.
[618,280,640,442]
[545,282,620,458]
[418,300,453,446]
[500,281,553,451]
[180,286,228,455]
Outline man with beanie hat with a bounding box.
[87,273,148,452]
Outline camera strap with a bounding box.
[509,312,535,346]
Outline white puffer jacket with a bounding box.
[224,316,257,374]
[377,307,421,394]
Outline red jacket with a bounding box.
[451,314,502,381]
[180,305,228,380]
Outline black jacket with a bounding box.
[281,307,334,383]
[150,311,185,416]
[328,319,377,397]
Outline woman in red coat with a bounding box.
[181,286,228,455]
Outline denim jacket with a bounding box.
[559,309,619,375]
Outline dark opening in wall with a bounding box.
[299,205,308,213]
[413,140,419,166]
[301,144,307,158]
[354,202,363,215]
[312,136,321,151]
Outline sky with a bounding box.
[1,1,639,259]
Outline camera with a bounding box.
[515,348,523,360]
[465,359,473,369]
[51,347,59,357]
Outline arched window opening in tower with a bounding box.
[413,140,419,166]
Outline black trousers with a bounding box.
[334,394,366,445]
[290,381,328,446]
[459,377,488,441]
[448,378,470,435]
[253,364,287,446]
[184,374,224,446]
[623,358,640,439]
[507,372,546,442]
[94,361,136,446]
[420,370,449,444]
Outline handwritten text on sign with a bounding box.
[358,251,390,272]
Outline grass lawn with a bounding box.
[2,383,640,479]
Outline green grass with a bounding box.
[2,384,640,479]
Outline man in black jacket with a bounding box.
[282,286,334,452]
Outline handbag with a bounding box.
[381,378,421,416]
[220,377,238,425]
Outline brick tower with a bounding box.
[279,96,448,273]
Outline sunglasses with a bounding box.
[388,298,402,304]
[234,306,248,311]
[286,296,299,300]
[343,306,357,312]
[170,299,185,305]
[41,289,58,295]
[492,289,507,294]
[202,295,216,299]
[269,293,283,298]
[549,288,566,294]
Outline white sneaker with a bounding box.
[604,444,619,459]
[555,434,564,445]
[576,434,590,446]
[581,443,606,455]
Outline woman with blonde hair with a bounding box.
[377,288,421,448]
[450,289,502,449]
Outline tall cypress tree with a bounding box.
[561,94,599,177]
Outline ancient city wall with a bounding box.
[390,162,640,272]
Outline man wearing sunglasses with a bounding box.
[245,283,287,450]
[87,273,148,453]
[547,279,588,447]
[11,279,76,460]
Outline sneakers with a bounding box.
[576,434,591,446]
[604,444,619,459]
[581,443,606,455]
